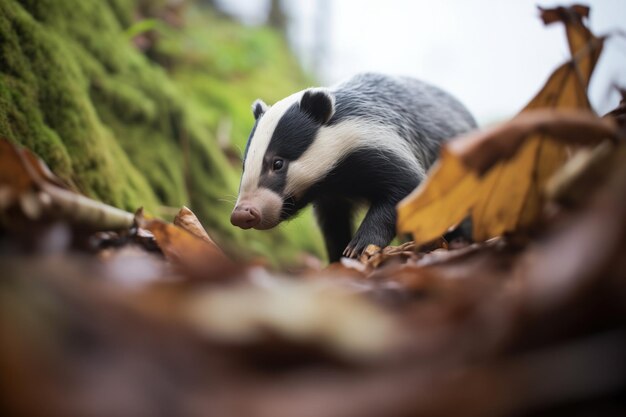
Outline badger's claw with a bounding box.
[341,201,397,260]
[342,246,357,259]
[342,240,369,259]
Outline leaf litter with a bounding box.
[1,4,626,417]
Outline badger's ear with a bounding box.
[300,88,335,124]
[251,99,268,120]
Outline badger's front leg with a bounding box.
[314,197,354,263]
[343,201,397,259]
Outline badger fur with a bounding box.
[231,73,476,262]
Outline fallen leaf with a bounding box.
[545,141,618,207]
[137,213,236,280]
[397,5,607,244]
[398,111,619,244]
[173,205,224,251]
[0,138,134,230]
[359,241,420,269]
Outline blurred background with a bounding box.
[219,0,626,124]
[1,0,624,264]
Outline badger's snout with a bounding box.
[230,205,261,229]
[231,188,283,230]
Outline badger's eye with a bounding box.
[272,158,285,171]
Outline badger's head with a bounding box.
[230,88,336,230]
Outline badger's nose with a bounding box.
[230,205,261,229]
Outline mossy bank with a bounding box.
[0,0,324,263]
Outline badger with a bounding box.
[230,73,476,262]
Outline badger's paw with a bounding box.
[342,237,372,259]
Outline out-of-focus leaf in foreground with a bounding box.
[397,5,607,244]
[137,210,236,280]
[3,144,626,417]
[0,138,134,231]
[173,206,220,247]
[184,273,402,362]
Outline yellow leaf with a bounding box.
[471,140,537,240]
[397,5,607,244]
[397,111,619,244]
[399,149,481,244]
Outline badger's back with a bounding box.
[330,73,477,167]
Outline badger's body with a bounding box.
[231,73,476,262]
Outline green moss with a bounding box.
[0,0,324,264]
[0,0,158,209]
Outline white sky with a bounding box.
[216,0,626,124]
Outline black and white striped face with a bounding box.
[230,88,336,230]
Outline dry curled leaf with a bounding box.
[360,241,420,269]
[173,205,224,254]
[137,214,236,280]
[0,138,134,230]
[358,244,382,264]
[545,141,619,207]
[398,111,619,244]
[397,5,607,245]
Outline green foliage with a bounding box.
[0,0,324,263]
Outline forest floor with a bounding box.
[1,4,626,417]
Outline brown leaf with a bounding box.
[449,110,618,174]
[358,244,382,264]
[360,241,421,269]
[0,138,134,230]
[545,141,617,207]
[514,5,604,229]
[173,205,222,249]
[536,5,599,93]
[398,111,619,244]
[0,139,38,196]
[137,213,236,280]
[397,5,607,245]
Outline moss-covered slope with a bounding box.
[0,0,323,262]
